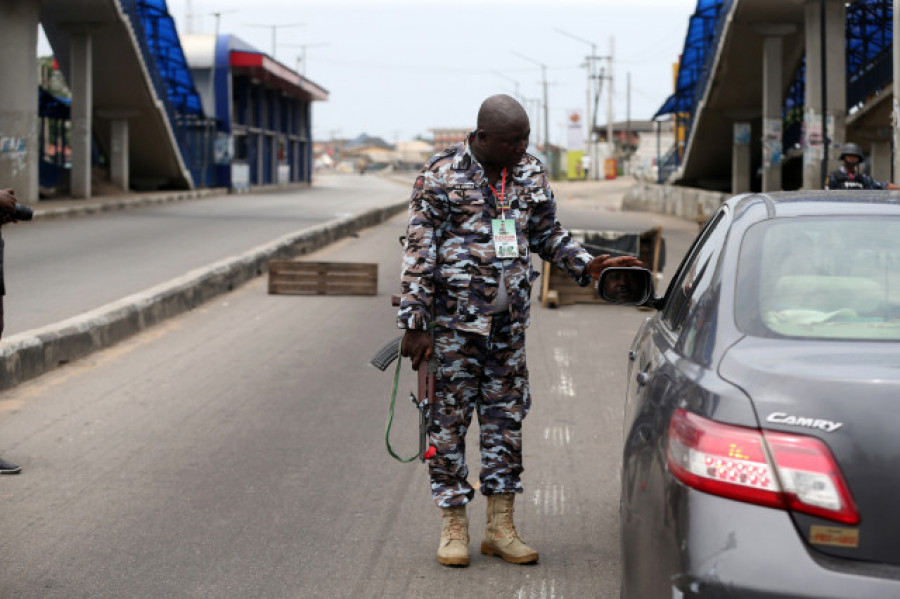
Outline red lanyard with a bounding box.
[488,168,508,218]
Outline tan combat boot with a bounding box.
[481,493,539,564]
[437,505,470,567]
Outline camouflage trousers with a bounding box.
[428,312,531,508]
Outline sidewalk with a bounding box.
[26,187,226,220]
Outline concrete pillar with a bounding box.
[870,140,892,183]
[755,24,796,192]
[109,120,128,191]
[256,133,264,185]
[70,32,93,198]
[732,122,752,193]
[762,37,783,192]
[894,0,900,181]
[98,109,140,192]
[803,0,847,189]
[0,1,40,203]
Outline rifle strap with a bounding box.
[385,353,420,463]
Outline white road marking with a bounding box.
[532,482,567,516]
[552,347,575,397]
[542,425,573,447]
[516,578,559,598]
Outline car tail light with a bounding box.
[667,408,858,525]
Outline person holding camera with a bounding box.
[0,188,23,474]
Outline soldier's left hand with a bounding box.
[585,254,643,279]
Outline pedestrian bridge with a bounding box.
[656,0,895,193]
[0,0,324,203]
[39,0,199,195]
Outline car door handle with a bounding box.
[636,372,650,386]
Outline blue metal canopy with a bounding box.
[121,0,205,117]
[653,0,730,120]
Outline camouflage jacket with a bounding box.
[397,140,593,336]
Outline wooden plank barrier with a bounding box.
[540,227,664,308]
[268,261,378,296]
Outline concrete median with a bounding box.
[0,200,408,391]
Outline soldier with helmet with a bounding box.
[825,142,900,190]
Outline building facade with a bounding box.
[183,34,329,191]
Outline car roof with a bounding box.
[727,191,900,222]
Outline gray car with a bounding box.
[599,191,900,598]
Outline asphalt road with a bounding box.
[0,175,697,598]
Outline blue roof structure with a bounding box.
[120,0,205,117]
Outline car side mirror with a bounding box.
[598,267,655,306]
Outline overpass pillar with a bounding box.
[69,32,93,199]
[870,140,892,183]
[109,119,129,192]
[894,0,900,180]
[803,0,847,190]
[755,24,796,192]
[732,122,752,194]
[98,110,139,192]
[0,1,40,203]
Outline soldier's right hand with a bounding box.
[400,329,433,371]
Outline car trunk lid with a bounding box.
[719,337,900,566]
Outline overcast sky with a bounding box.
[43,0,698,145]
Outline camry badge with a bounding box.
[766,412,843,433]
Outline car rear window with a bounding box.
[736,216,900,340]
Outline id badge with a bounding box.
[491,218,519,259]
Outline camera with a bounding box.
[13,204,33,221]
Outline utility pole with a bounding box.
[626,71,631,176]
[607,36,615,173]
[555,28,611,180]
[512,51,551,176]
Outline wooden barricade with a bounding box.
[268,261,378,296]
[540,227,664,308]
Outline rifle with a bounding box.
[370,295,436,463]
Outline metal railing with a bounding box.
[119,0,216,187]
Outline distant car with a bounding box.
[599,191,900,598]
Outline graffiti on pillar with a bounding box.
[803,110,823,168]
[763,119,782,168]
[0,138,26,155]
[733,123,751,146]
[0,138,27,176]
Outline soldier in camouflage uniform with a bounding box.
[398,94,640,567]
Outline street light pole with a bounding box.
[283,43,329,75]
[491,71,521,102]
[211,9,238,40]
[512,51,551,175]
[247,23,305,59]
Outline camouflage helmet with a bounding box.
[839,142,864,161]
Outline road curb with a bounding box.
[0,200,408,391]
